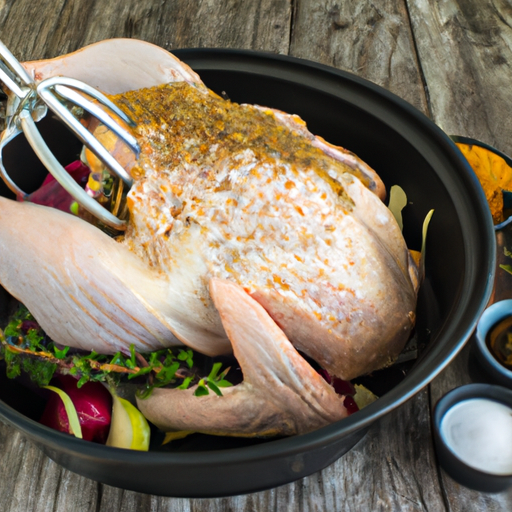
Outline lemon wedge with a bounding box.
[353,384,378,410]
[106,394,150,451]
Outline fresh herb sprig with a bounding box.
[193,362,232,397]
[0,304,232,397]
[0,305,56,385]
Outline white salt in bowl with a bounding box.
[433,383,512,493]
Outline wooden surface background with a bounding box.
[1,0,512,510]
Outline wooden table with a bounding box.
[0,0,511,510]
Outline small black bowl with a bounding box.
[433,384,512,493]
[474,300,512,388]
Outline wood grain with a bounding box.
[0,0,291,60]
[0,0,511,510]
[0,421,99,512]
[406,1,512,509]
[407,0,512,155]
[289,0,429,114]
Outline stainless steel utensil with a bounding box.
[0,41,139,230]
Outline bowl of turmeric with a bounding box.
[451,135,512,230]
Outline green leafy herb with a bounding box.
[0,306,58,386]
[1,303,233,399]
[4,347,21,380]
[192,362,233,397]
[127,344,137,369]
[206,380,222,396]
[208,362,222,381]
[177,348,194,368]
[178,376,193,390]
[208,362,232,388]
[53,345,70,359]
[194,379,209,397]
[22,358,57,386]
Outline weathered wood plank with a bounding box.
[288,389,445,512]
[406,1,512,509]
[289,0,429,114]
[1,0,510,511]
[407,0,512,155]
[0,420,99,512]
[0,0,291,60]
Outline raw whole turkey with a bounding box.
[0,39,419,436]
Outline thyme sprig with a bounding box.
[0,304,232,397]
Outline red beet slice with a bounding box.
[318,368,359,414]
[24,161,90,213]
[40,375,112,443]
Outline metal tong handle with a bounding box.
[0,41,140,231]
[0,40,33,99]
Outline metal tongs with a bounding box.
[0,41,140,231]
